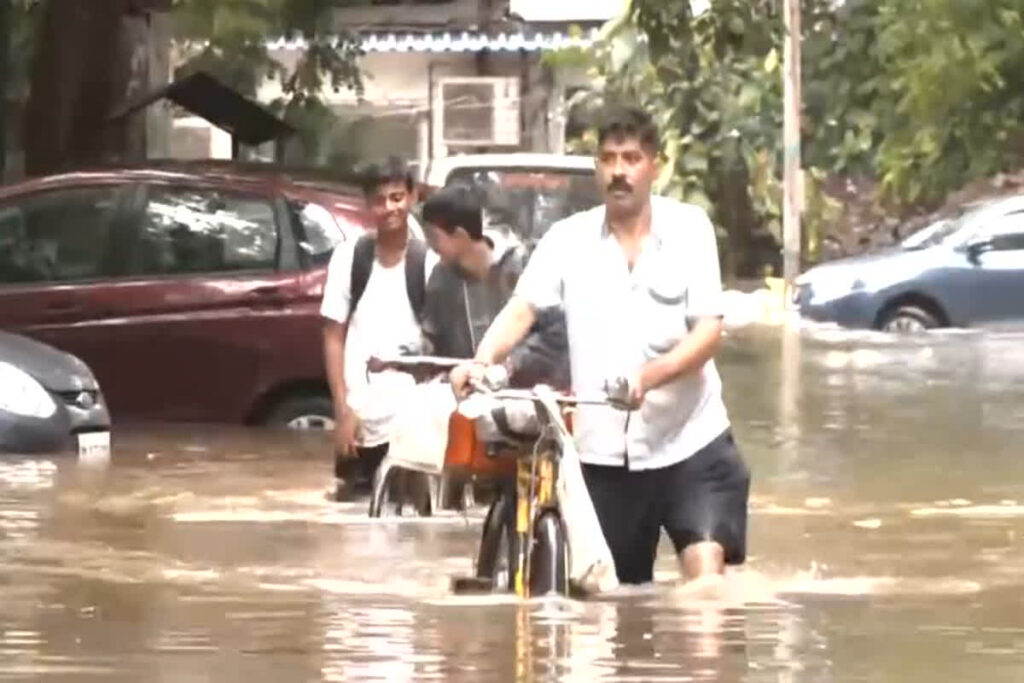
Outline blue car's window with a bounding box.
[974,211,1024,251]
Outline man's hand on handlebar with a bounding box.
[449,362,488,400]
[604,373,645,410]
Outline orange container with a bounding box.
[444,412,516,478]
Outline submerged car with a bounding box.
[0,166,373,431]
[794,195,1024,331]
[0,330,110,454]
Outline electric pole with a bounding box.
[782,0,802,287]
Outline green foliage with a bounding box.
[171,0,366,161]
[871,0,1024,207]
[172,0,364,96]
[564,0,1024,270]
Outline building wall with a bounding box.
[509,0,620,22]
[257,48,563,175]
[326,0,492,30]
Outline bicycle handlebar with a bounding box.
[367,354,630,409]
[365,354,463,373]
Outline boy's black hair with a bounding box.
[359,156,415,195]
[421,183,484,240]
[596,105,660,155]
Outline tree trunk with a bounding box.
[23,0,141,177]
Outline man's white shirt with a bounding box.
[514,195,731,470]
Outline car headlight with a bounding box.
[0,362,57,419]
[804,272,865,303]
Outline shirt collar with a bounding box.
[599,199,665,249]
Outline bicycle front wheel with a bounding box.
[528,510,569,597]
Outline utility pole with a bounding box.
[0,0,9,181]
[782,0,803,287]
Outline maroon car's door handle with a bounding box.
[247,285,286,308]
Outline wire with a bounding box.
[463,280,477,352]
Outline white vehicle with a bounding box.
[424,153,595,188]
[424,153,600,248]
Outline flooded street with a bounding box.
[2,325,1024,682]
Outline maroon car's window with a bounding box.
[0,186,120,284]
[289,200,344,258]
[134,187,278,275]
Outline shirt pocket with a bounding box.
[642,276,690,355]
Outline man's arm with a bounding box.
[637,317,723,394]
[449,295,536,398]
[633,204,725,401]
[451,224,563,397]
[473,295,536,364]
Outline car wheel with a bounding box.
[880,305,941,333]
[265,394,336,430]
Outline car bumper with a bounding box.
[793,286,878,329]
[0,389,110,454]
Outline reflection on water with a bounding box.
[1,325,1024,681]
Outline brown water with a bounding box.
[2,325,1024,681]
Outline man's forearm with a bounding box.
[323,322,349,418]
[640,317,724,392]
[474,296,536,365]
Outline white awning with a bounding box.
[266,28,599,54]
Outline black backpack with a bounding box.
[349,234,427,322]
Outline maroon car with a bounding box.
[0,165,369,429]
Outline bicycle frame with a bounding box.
[366,355,619,598]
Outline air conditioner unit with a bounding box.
[435,77,520,147]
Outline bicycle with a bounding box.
[367,355,621,598]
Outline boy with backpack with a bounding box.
[320,158,435,501]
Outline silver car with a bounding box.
[794,195,1024,331]
[0,331,111,454]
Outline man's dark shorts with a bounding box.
[581,430,750,585]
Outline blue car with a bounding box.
[0,331,111,455]
[794,195,1024,331]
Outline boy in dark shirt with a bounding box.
[418,184,569,389]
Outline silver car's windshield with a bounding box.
[900,202,990,250]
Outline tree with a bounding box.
[871,0,1024,207]
[562,0,839,275]
[21,0,366,177]
[566,0,1024,272]
[172,0,367,163]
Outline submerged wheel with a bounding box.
[476,491,515,591]
[879,305,941,333]
[528,511,569,597]
[264,394,335,430]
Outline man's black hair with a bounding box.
[421,183,484,240]
[359,156,415,195]
[596,105,660,155]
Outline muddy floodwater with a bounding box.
[1,325,1023,681]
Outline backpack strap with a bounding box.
[349,233,427,322]
[349,234,376,318]
[404,237,427,322]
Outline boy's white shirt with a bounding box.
[320,235,439,446]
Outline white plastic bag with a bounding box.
[386,381,456,473]
[533,393,619,594]
[557,437,620,594]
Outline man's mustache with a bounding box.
[607,178,633,193]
